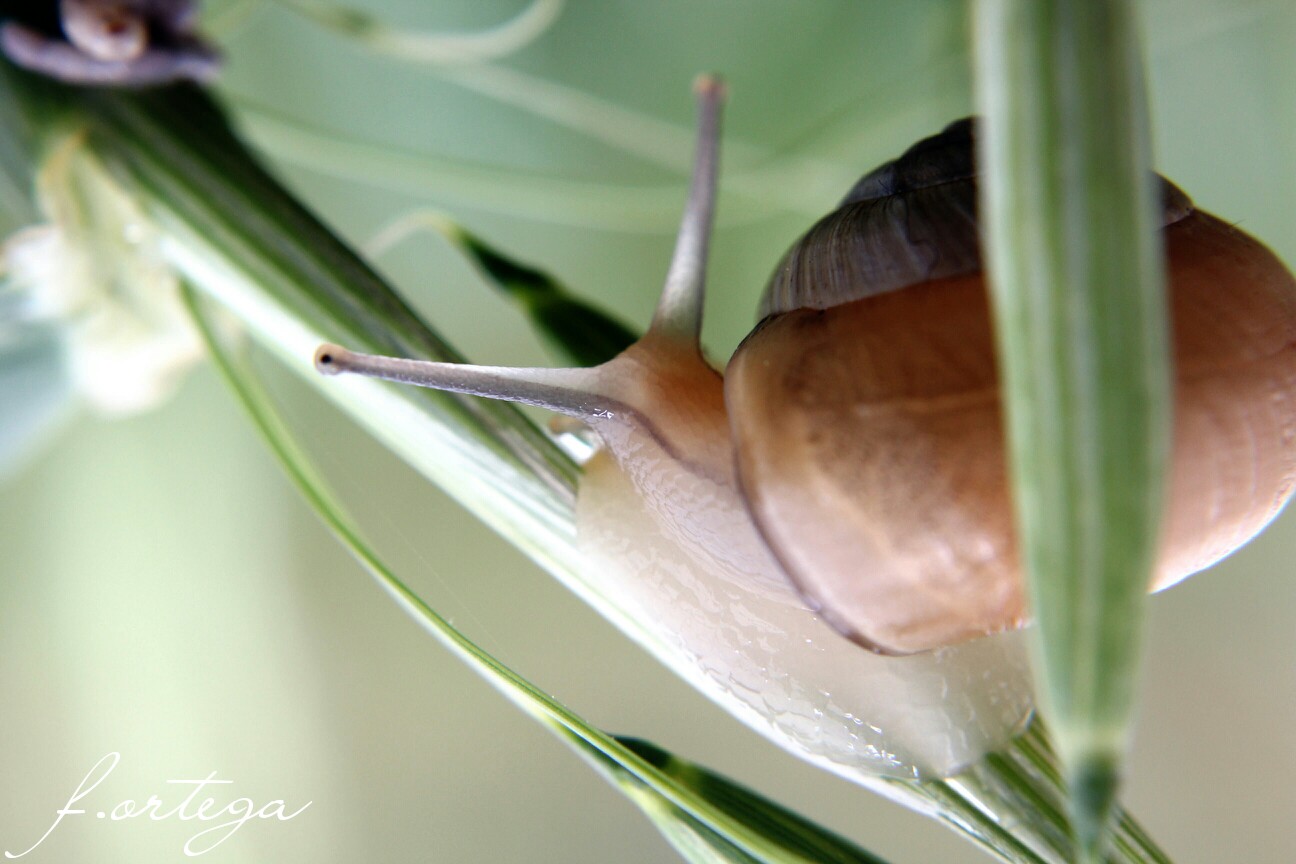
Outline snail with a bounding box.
[313,80,1296,779]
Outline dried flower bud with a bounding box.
[1,0,219,86]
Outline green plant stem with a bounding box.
[974,1,1171,857]
[888,721,1170,864]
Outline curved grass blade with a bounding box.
[183,282,891,864]
[261,0,850,212]
[973,1,1172,859]
[226,98,822,231]
[617,738,887,864]
[228,98,689,231]
[268,0,744,174]
[272,0,565,65]
[367,210,637,366]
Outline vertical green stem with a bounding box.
[885,721,1171,864]
[973,1,1172,859]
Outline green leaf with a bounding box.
[973,1,1171,859]
[452,225,639,366]
[271,0,563,65]
[371,212,638,366]
[617,738,888,864]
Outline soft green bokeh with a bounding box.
[1,2,1292,862]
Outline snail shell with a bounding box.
[727,119,1296,654]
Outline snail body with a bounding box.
[565,330,1034,780]
[315,85,1296,778]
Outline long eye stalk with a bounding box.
[649,74,725,346]
[314,344,607,417]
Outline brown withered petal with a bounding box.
[0,0,219,86]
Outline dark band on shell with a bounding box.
[760,118,1196,318]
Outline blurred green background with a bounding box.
[1,1,1293,861]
